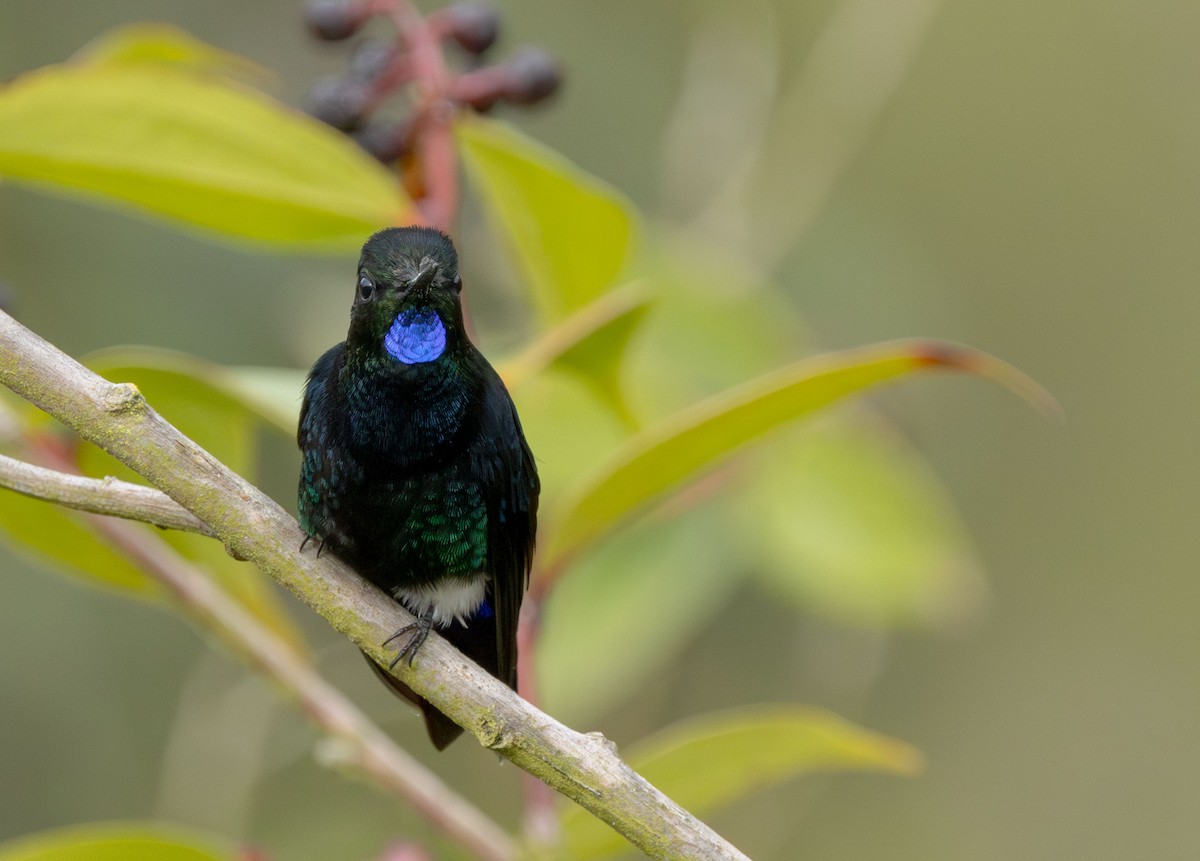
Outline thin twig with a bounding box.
[0,452,214,536]
[0,311,749,860]
[392,0,459,231]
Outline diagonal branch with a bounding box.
[0,309,750,861]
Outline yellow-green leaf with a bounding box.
[560,706,922,859]
[537,508,746,724]
[221,365,308,434]
[746,422,985,628]
[543,339,1056,570]
[0,484,158,594]
[457,116,638,323]
[0,63,408,249]
[74,23,271,83]
[0,393,158,593]
[508,367,628,517]
[87,348,303,436]
[499,281,652,425]
[0,822,234,861]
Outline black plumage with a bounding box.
[297,227,538,749]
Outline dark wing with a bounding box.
[297,342,351,543]
[472,362,539,690]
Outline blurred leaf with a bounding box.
[746,421,985,627]
[0,486,157,594]
[0,395,156,594]
[560,706,922,859]
[537,506,747,724]
[609,255,999,629]
[215,365,307,435]
[626,245,815,419]
[78,350,308,655]
[510,369,629,517]
[456,116,638,323]
[88,348,303,435]
[554,296,651,428]
[500,282,652,425]
[74,23,272,83]
[0,63,407,249]
[542,339,1055,571]
[0,822,234,861]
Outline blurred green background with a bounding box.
[1,1,1196,859]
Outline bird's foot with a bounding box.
[383,615,433,669]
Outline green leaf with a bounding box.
[208,365,307,436]
[561,706,921,859]
[456,116,638,323]
[542,339,1055,571]
[88,348,304,436]
[623,249,818,420]
[537,507,747,724]
[74,23,272,82]
[499,282,652,425]
[0,483,158,594]
[0,63,407,249]
[508,368,629,518]
[746,421,985,627]
[0,822,234,861]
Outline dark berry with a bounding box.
[440,4,501,55]
[307,76,373,131]
[353,116,413,163]
[305,0,370,41]
[500,47,561,104]
[348,39,397,82]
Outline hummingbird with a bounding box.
[297,226,539,749]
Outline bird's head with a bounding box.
[347,226,467,364]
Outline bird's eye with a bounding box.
[450,274,462,293]
[358,274,375,300]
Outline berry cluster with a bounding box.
[304,0,561,164]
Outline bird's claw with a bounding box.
[384,616,433,669]
[299,534,327,556]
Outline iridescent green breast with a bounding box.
[389,474,488,582]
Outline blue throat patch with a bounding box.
[384,310,447,364]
